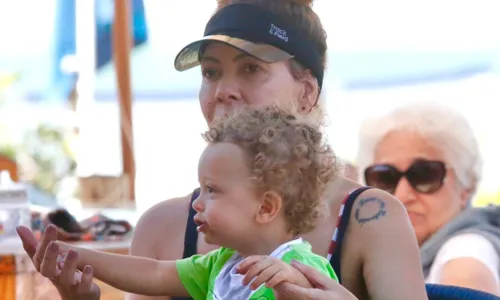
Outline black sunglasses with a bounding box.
[364,159,447,195]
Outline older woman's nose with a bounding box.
[394,177,418,205]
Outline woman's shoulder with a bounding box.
[332,184,413,254]
[325,177,403,212]
[135,191,194,229]
[338,186,428,299]
[129,190,196,259]
[324,178,409,245]
[342,187,416,256]
[346,187,408,229]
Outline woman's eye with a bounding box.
[201,68,220,80]
[244,63,261,74]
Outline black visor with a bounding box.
[174,4,324,90]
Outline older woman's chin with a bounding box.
[412,226,432,245]
[406,214,428,240]
[406,211,425,224]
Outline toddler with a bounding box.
[47,106,339,300]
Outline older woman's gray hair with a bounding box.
[355,101,483,202]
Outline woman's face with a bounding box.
[198,43,306,124]
[372,130,468,245]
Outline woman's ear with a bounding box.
[460,186,475,209]
[255,191,283,225]
[297,70,319,113]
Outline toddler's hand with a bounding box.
[237,256,311,290]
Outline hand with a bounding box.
[237,256,311,290]
[17,224,101,300]
[273,260,358,300]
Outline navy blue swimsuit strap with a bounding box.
[173,188,200,300]
[183,188,200,259]
[329,186,372,283]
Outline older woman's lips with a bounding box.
[407,211,423,222]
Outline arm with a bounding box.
[351,189,428,300]
[57,242,189,297]
[434,234,499,294]
[440,258,498,294]
[125,194,194,300]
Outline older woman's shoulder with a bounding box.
[428,233,500,284]
[429,233,500,293]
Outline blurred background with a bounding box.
[0,0,499,218]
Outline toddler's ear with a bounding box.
[255,191,283,225]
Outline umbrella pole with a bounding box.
[113,0,136,202]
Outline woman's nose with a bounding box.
[214,76,242,104]
[394,177,418,204]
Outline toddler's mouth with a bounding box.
[194,217,208,233]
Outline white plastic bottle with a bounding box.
[0,171,31,242]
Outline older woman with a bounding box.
[356,101,500,295]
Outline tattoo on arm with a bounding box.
[354,197,387,226]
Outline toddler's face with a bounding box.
[193,142,261,249]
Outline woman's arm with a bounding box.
[51,241,189,297]
[17,225,101,300]
[440,258,498,294]
[351,189,428,300]
[432,234,499,295]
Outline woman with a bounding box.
[356,101,500,295]
[18,1,427,299]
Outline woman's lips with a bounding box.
[407,211,423,222]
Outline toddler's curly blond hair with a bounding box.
[203,106,339,236]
